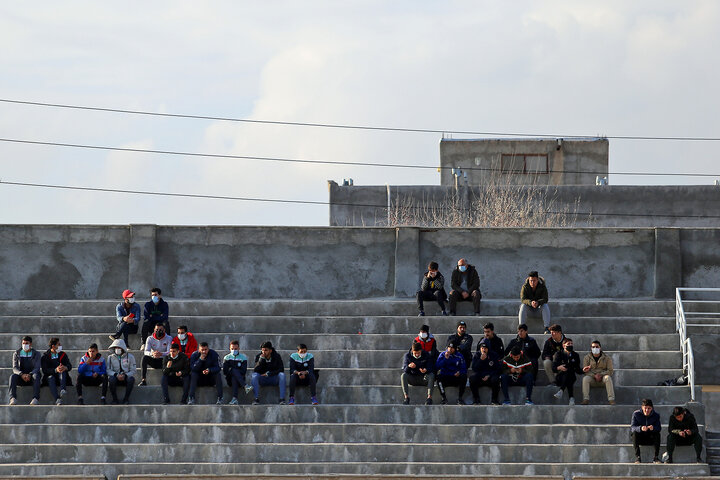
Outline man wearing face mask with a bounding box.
[141,287,170,346]
[413,325,439,360]
[416,261,448,317]
[107,338,137,404]
[139,324,172,386]
[188,342,224,405]
[41,338,72,406]
[110,289,141,348]
[171,325,198,358]
[552,338,583,405]
[448,258,481,316]
[161,343,190,404]
[8,336,42,405]
[288,343,319,406]
[401,342,435,405]
[223,340,250,405]
[581,340,615,405]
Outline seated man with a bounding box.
[435,341,467,405]
[519,271,551,334]
[76,343,108,405]
[161,344,190,404]
[251,341,286,405]
[8,336,42,405]
[139,324,172,386]
[581,340,615,405]
[413,324,439,360]
[665,406,703,463]
[142,287,170,346]
[505,324,541,377]
[188,342,224,405]
[401,342,435,405]
[288,343,319,405]
[447,321,473,369]
[630,398,661,464]
[469,339,501,405]
[110,289,140,348]
[171,325,198,358]
[416,261,447,316]
[448,258,481,316]
[541,324,565,385]
[41,337,72,406]
[481,322,505,360]
[500,346,535,405]
[107,338,136,405]
[223,340,250,405]
[552,338,583,405]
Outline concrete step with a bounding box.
[0,299,675,317]
[0,333,681,351]
[0,349,683,369]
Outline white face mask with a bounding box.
[298,352,307,359]
[22,343,31,352]
[127,297,135,304]
[230,349,239,356]
[591,347,601,355]
[178,333,187,341]
[420,332,428,339]
[56,345,63,352]
[115,348,124,355]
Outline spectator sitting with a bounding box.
[76,343,108,405]
[665,406,703,463]
[161,344,190,405]
[401,342,435,405]
[581,340,615,405]
[519,271,551,334]
[551,338,583,405]
[41,337,72,406]
[110,289,140,348]
[435,340,467,405]
[188,342,224,405]
[447,321,473,368]
[630,398,661,464]
[142,287,170,346]
[413,324,439,360]
[469,339,501,405]
[107,338,136,405]
[481,322,505,360]
[171,325,198,358]
[417,261,448,316]
[448,258,482,316]
[139,324,172,386]
[251,341,286,405]
[500,346,535,405]
[541,324,565,385]
[223,340,250,405]
[288,343,319,406]
[504,324,541,377]
[8,336,42,406]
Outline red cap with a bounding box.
[122,289,135,299]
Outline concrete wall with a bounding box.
[329,182,720,228]
[1,224,719,300]
[439,138,608,186]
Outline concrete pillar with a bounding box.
[128,224,157,295]
[654,228,681,298]
[394,227,420,297]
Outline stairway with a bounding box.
[0,298,711,479]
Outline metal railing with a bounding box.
[675,287,720,402]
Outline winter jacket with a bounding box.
[143,298,169,324]
[521,277,549,306]
[542,334,566,361]
[162,352,190,377]
[471,350,501,377]
[450,264,481,294]
[478,334,505,360]
[501,352,533,378]
[41,349,72,380]
[552,349,583,375]
[630,408,661,433]
[289,352,315,376]
[447,332,474,366]
[144,332,172,358]
[668,408,699,436]
[171,332,199,358]
[13,348,42,376]
[106,339,137,378]
[189,349,221,375]
[413,334,439,359]
[77,352,106,377]
[253,350,284,376]
[116,302,141,325]
[402,350,433,376]
[223,352,248,380]
[419,272,445,292]
[582,352,614,377]
[435,351,467,376]
[505,335,541,361]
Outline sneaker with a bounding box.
[8,397,16,406]
[30,398,39,405]
[665,456,673,464]
[100,397,106,405]
[55,398,63,406]
[491,401,501,406]
[252,398,260,405]
[187,397,196,405]
[288,396,296,406]
[440,397,448,405]
[525,399,535,405]
[244,385,254,394]
[568,397,575,406]
[77,398,84,405]
[279,399,286,405]
[609,399,616,405]
[652,457,661,464]
[59,389,66,398]
[108,335,117,341]
[635,456,641,464]
[138,379,147,386]
[229,397,239,405]
[543,328,551,334]
[456,399,464,405]
[163,397,170,405]
[425,398,433,405]
[697,456,703,463]
[311,396,319,405]
[553,389,563,399]
[441,310,448,316]
[502,400,511,405]
[403,397,410,405]
[216,397,223,405]
[581,399,589,405]
[418,311,425,317]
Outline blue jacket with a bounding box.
[190,349,221,375]
[116,302,141,325]
[630,408,661,433]
[471,350,501,377]
[77,353,106,377]
[435,351,467,376]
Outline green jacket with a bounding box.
[521,277,548,306]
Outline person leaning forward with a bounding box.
[448,258,481,316]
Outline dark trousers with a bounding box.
[225,369,247,398]
[161,374,190,403]
[469,373,500,403]
[501,372,534,402]
[632,430,660,458]
[448,289,481,314]
[141,356,164,379]
[289,372,317,397]
[555,370,577,398]
[76,375,108,398]
[114,321,139,346]
[108,375,135,402]
[416,289,447,313]
[437,373,467,399]
[189,371,223,399]
[141,319,171,344]
[666,432,703,459]
[46,372,70,400]
[8,373,41,400]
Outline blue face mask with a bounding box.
[459,265,467,272]
[151,295,160,304]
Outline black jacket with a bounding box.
[668,408,699,436]
[447,332,474,366]
[162,352,190,377]
[552,349,583,375]
[402,350,434,375]
[542,334,566,361]
[190,349,221,375]
[471,350,501,377]
[479,335,505,360]
[450,264,481,294]
[40,349,73,386]
[505,335,541,361]
[254,349,284,376]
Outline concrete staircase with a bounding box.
[0,298,711,479]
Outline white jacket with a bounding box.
[144,333,172,358]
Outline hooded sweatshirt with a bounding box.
[107,338,137,378]
[253,349,284,376]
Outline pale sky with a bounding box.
[1,1,719,226]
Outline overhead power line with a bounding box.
[1,136,720,178]
[1,98,720,141]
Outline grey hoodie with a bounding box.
[107,338,137,378]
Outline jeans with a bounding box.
[519,304,551,328]
[226,369,247,398]
[251,372,286,400]
[8,372,41,400]
[189,371,223,399]
[161,374,190,403]
[108,375,135,402]
[114,321,139,346]
[47,371,70,400]
[500,372,534,402]
[289,372,317,397]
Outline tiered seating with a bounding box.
[0,298,710,478]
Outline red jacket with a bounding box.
[171,332,198,358]
[414,335,438,355]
